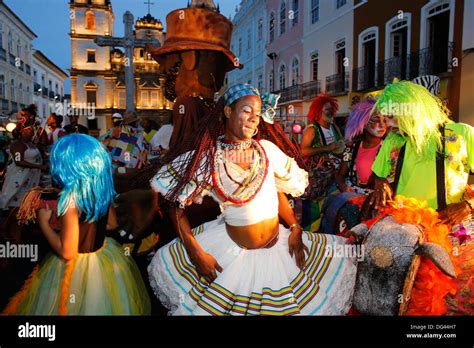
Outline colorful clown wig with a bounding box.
[345,98,377,141]
[50,134,116,222]
[374,79,450,155]
[307,93,338,124]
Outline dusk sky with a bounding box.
[5,0,241,93]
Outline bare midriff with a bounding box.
[226,216,279,249]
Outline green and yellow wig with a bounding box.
[374,79,451,155]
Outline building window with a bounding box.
[0,21,3,49]
[10,79,15,100]
[335,39,346,74]
[258,74,263,92]
[311,0,320,24]
[269,12,275,43]
[140,49,144,58]
[8,31,13,52]
[311,51,319,81]
[257,18,263,41]
[247,29,251,50]
[117,90,126,108]
[141,91,149,108]
[150,91,158,108]
[280,2,286,35]
[86,90,97,105]
[41,75,45,87]
[0,75,4,98]
[279,64,286,90]
[238,37,242,56]
[292,0,299,27]
[291,57,299,86]
[19,82,23,104]
[87,50,96,63]
[49,80,52,92]
[269,69,274,92]
[17,39,21,58]
[336,0,347,9]
[85,10,96,30]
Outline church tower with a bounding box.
[69,0,114,133]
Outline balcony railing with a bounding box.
[302,80,321,100]
[279,84,303,103]
[352,42,454,92]
[326,72,349,95]
[0,48,6,62]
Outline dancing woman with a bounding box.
[148,84,357,315]
[3,134,151,315]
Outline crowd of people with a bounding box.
[0,78,472,316]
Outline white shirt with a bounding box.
[321,125,336,144]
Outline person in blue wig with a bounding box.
[2,133,151,315]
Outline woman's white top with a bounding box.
[151,140,308,227]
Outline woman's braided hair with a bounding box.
[133,97,305,202]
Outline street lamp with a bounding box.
[267,52,277,92]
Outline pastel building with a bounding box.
[227,0,268,93]
[0,0,36,114]
[265,0,306,121]
[301,0,354,119]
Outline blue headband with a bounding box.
[222,84,280,124]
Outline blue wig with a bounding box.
[50,134,116,222]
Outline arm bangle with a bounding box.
[289,223,303,231]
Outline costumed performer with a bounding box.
[2,134,151,315]
[147,84,357,315]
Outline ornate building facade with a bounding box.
[0,0,36,115]
[69,0,169,135]
[32,50,68,119]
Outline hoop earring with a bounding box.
[253,128,259,137]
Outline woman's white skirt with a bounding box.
[148,218,357,315]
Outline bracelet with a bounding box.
[289,223,303,231]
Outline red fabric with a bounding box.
[354,143,381,184]
[38,199,61,231]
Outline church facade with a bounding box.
[69,0,170,136]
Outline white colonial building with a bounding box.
[301,0,354,117]
[69,0,169,136]
[32,50,68,120]
[227,0,268,93]
[0,0,36,115]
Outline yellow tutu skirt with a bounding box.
[2,237,151,315]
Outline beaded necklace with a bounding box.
[212,137,268,204]
[217,135,252,150]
